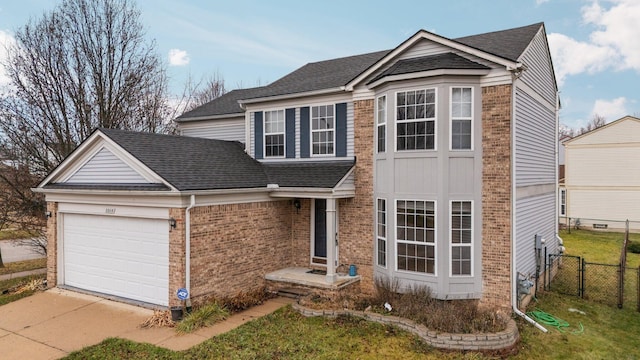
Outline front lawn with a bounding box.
[64,291,640,360]
[0,229,40,241]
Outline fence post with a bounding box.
[580,257,585,299]
[618,262,624,309]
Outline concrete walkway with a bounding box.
[0,288,294,359]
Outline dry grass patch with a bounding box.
[0,258,46,275]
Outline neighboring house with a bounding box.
[563,115,640,231]
[558,135,569,221]
[36,22,559,311]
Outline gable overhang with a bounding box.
[367,68,492,89]
[238,87,346,107]
[175,112,245,123]
[36,130,178,192]
[346,29,521,91]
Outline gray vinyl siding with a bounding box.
[66,147,147,183]
[347,102,354,157]
[180,118,245,143]
[518,29,557,106]
[249,112,255,157]
[516,193,557,277]
[515,89,555,186]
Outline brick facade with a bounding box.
[338,99,376,294]
[168,208,186,307]
[46,202,58,288]
[480,84,513,310]
[187,200,292,304]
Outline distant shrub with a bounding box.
[628,241,640,254]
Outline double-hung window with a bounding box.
[451,87,473,150]
[377,198,387,267]
[311,105,334,155]
[451,201,472,276]
[396,200,435,274]
[377,95,386,153]
[396,89,436,151]
[264,110,285,157]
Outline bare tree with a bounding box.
[0,0,170,177]
[578,113,607,135]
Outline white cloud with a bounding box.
[0,30,16,87]
[168,49,190,66]
[536,0,550,5]
[548,0,640,85]
[591,97,627,121]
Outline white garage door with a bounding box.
[63,213,169,306]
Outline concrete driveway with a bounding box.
[0,289,176,359]
[0,288,294,359]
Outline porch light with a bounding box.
[169,218,177,229]
[293,199,301,213]
[45,211,52,218]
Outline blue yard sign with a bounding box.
[176,288,189,300]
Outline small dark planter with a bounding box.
[170,306,183,321]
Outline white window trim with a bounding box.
[263,109,286,158]
[376,197,387,268]
[310,104,336,157]
[394,199,437,276]
[449,87,474,151]
[394,87,438,153]
[376,95,386,154]
[449,200,473,277]
[559,188,567,216]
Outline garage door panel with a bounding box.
[63,213,169,306]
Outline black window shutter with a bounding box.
[285,108,296,158]
[336,103,347,157]
[300,107,310,158]
[254,111,263,159]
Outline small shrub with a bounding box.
[628,241,640,254]
[176,302,229,333]
[219,286,275,313]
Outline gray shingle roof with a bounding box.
[263,161,354,188]
[176,23,542,120]
[46,128,355,192]
[99,128,268,191]
[369,53,490,84]
[454,22,543,62]
[176,87,267,120]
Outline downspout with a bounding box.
[185,195,196,304]
[510,74,548,332]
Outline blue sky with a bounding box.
[1,0,639,130]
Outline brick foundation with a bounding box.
[481,84,513,310]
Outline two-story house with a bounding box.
[36,22,559,312]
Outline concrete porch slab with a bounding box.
[265,267,360,289]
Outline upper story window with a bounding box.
[311,105,334,156]
[450,201,472,276]
[377,95,386,153]
[559,188,566,216]
[450,87,473,150]
[264,110,285,157]
[396,200,436,274]
[396,89,436,151]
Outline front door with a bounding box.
[313,199,327,264]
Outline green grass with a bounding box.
[176,302,229,334]
[63,296,640,360]
[0,258,46,275]
[0,229,40,241]
[0,274,46,306]
[560,229,640,267]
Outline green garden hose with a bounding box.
[526,309,584,335]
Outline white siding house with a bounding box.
[564,116,640,231]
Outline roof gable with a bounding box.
[65,147,148,184]
[566,116,640,146]
[454,22,543,62]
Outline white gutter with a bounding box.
[185,195,196,302]
[510,75,548,333]
[176,112,245,123]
